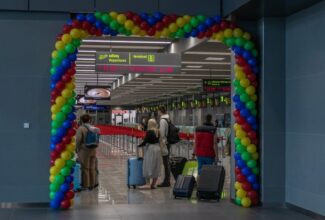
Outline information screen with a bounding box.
[202,79,231,92]
[84,85,111,100]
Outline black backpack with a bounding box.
[162,118,180,144]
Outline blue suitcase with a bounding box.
[127,157,146,189]
[73,162,81,191]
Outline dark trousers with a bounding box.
[162,145,171,184]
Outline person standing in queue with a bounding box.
[157,106,171,187]
[76,114,100,191]
[193,114,218,175]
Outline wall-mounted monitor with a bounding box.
[84,85,111,100]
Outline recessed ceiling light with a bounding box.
[82,39,172,44]
[78,50,96,53]
[185,65,202,68]
[184,51,231,55]
[80,45,164,50]
[205,57,226,61]
[77,58,96,61]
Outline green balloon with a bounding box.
[235,37,246,47]
[67,97,76,106]
[110,20,119,30]
[51,120,61,129]
[51,58,61,67]
[233,80,240,87]
[197,15,206,22]
[49,191,56,200]
[72,91,77,98]
[55,112,66,123]
[66,160,76,168]
[244,41,254,50]
[235,197,242,206]
[72,39,81,47]
[236,144,246,154]
[241,152,251,161]
[184,24,192,33]
[54,174,65,185]
[57,49,67,60]
[49,183,60,192]
[246,101,256,110]
[60,167,71,177]
[50,67,56,75]
[94,12,102,19]
[252,49,258,57]
[225,37,235,47]
[190,17,199,27]
[234,137,241,145]
[235,86,245,95]
[65,44,76,54]
[252,167,260,175]
[251,109,257,116]
[247,159,257,168]
[71,152,75,159]
[240,94,250,102]
[62,104,72,114]
[175,29,185,38]
[51,128,57,136]
[118,27,127,34]
[101,14,112,24]
[125,30,132,36]
[169,32,176,39]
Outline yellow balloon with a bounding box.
[234,123,241,131]
[168,23,178,33]
[55,96,66,106]
[235,182,242,190]
[234,64,243,72]
[51,50,58,59]
[70,28,81,39]
[251,94,258,102]
[49,175,55,183]
[66,82,75,90]
[71,136,76,142]
[252,152,259,160]
[67,143,76,152]
[131,26,140,35]
[247,144,257,154]
[55,158,65,169]
[235,70,245,80]
[214,32,224,41]
[51,104,60,114]
[50,166,59,175]
[240,79,250,88]
[176,17,185,27]
[223,28,233,38]
[139,30,146,37]
[51,114,56,120]
[124,20,134,30]
[243,32,251,40]
[236,189,247,199]
[161,28,170,37]
[109,11,118,19]
[183,15,191,22]
[233,28,243,37]
[62,89,72,98]
[55,41,65,50]
[154,31,161,38]
[61,151,72,161]
[236,130,246,139]
[246,86,256,95]
[241,137,251,146]
[80,30,88,39]
[241,197,252,208]
[117,14,127,24]
[62,34,72,44]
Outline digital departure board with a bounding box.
[96,52,181,74]
[202,79,231,92]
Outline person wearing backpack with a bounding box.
[76,114,100,191]
[157,106,180,187]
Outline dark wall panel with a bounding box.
[29,0,94,12]
[0,0,28,11]
[96,0,158,13]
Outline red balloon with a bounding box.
[236,56,247,66]
[50,151,59,160]
[132,15,142,25]
[242,182,252,191]
[56,143,65,152]
[236,174,246,183]
[252,81,258,88]
[89,27,97,35]
[50,159,55,166]
[65,191,75,200]
[198,32,205,39]
[140,21,149,30]
[62,137,71,145]
[155,22,164,31]
[211,24,220,33]
[51,90,60,98]
[248,131,257,139]
[82,21,92,31]
[125,11,134,20]
[56,34,63,41]
[68,129,76,137]
[252,198,259,206]
[247,73,256,82]
[61,200,70,209]
[220,21,229,29]
[147,28,156,36]
[242,123,252,133]
[235,166,241,174]
[169,14,178,22]
[229,22,238,29]
[95,29,102,36]
[67,67,76,76]
[70,183,74,190]
[63,25,71,34]
[72,20,82,29]
[62,74,72,83]
[56,82,65,91]
[248,190,258,199]
[162,16,172,25]
[252,138,259,145]
[236,116,246,125]
[233,109,240,117]
[242,65,252,73]
[205,30,212,38]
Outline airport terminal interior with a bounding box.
[0,0,324,219]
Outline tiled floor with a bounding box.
[0,140,317,220]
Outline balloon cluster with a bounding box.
[49,12,259,209]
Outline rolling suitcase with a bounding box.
[197,165,225,201]
[170,157,187,180]
[173,175,196,199]
[127,157,146,189]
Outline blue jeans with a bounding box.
[197,156,215,175]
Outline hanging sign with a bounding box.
[202,79,231,92]
[96,52,181,74]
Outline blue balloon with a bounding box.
[67,113,76,121]
[235,101,245,111]
[240,109,250,118]
[50,200,60,209]
[62,59,71,70]
[190,29,198,37]
[51,83,56,90]
[213,15,222,23]
[243,51,252,60]
[95,20,105,29]
[232,94,240,102]
[55,191,65,202]
[248,58,257,67]
[147,16,157,26]
[50,143,56,151]
[103,27,111,35]
[51,74,61,84]
[57,127,67,137]
[86,14,96,24]
[68,54,77,62]
[55,66,65,76]
[51,136,61,145]
[233,46,244,56]
[153,12,164,20]
[65,175,74,183]
[76,14,85,22]
[248,174,257,184]
[234,153,241,160]
[67,19,73,25]
[253,182,260,190]
[205,17,215,27]
[60,183,70,193]
[63,120,72,130]
[252,123,258,130]
[140,12,148,20]
[110,30,118,36]
[247,116,256,124]
[242,167,252,176]
[198,23,207,32]
[237,159,246,168]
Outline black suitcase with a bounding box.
[170,157,187,180]
[197,165,225,201]
[173,175,196,199]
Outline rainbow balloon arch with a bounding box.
[49,11,260,210]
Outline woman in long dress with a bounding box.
[138,119,162,189]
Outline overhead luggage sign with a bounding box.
[202,79,231,92]
[96,52,181,74]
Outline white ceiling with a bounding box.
[76,36,231,106]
